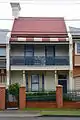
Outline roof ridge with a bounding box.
[16,17,64,20]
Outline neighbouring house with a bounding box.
[70,27,80,90]
[0,29,9,86]
[9,3,73,93]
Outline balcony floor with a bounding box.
[11,65,70,71]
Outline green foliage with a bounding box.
[27,91,56,96]
[26,91,56,101]
[63,94,72,101]
[9,83,20,97]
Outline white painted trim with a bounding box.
[75,42,77,55]
[69,70,73,90]
[66,25,73,70]
[55,70,58,87]
[6,31,11,87]
[6,44,10,87]
[17,38,26,41]
[66,38,69,41]
[65,24,73,90]
[11,65,70,71]
[34,38,42,41]
[22,70,26,86]
[50,38,58,41]
[10,41,69,45]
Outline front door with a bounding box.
[58,80,67,93]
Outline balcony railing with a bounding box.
[10,56,69,66]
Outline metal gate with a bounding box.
[5,89,19,109]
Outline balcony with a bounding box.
[10,56,69,66]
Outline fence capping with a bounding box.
[20,84,26,88]
[56,85,63,88]
[0,84,6,88]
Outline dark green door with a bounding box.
[58,80,67,93]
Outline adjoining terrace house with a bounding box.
[0,29,9,86]
[70,27,80,90]
[9,3,73,93]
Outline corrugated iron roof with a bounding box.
[11,17,68,38]
[69,26,80,36]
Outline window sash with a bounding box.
[45,46,55,57]
[31,74,39,83]
[25,45,33,56]
[31,84,39,91]
[77,43,80,53]
[31,74,39,91]
[0,48,6,56]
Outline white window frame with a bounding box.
[75,42,80,55]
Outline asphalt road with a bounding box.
[0,117,80,120]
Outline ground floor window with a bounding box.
[31,74,39,91]
[0,75,6,83]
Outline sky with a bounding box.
[0,0,80,30]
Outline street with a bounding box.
[0,117,80,120]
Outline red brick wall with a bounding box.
[26,101,56,108]
[56,85,63,108]
[63,101,80,108]
[0,86,5,110]
[26,101,80,109]
[19,86,26,109]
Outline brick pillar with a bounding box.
[56,85,63,108]
[19,86,26,109]
[0,85,5,110]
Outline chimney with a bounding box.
[10,3,21,18]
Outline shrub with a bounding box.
[27,91,56,96]
[63,93,72,101]
[8,83,20,97]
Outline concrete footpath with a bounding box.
[0,110,41,117]
[0,110,80,118]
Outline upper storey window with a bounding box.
[77,43,80,53]
[0,48,6,56]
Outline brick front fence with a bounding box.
[0,85,80,110]
[19,85,63,109]
[0,85,6,110]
